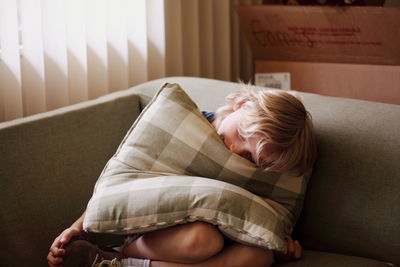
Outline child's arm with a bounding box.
[47,211,87,267]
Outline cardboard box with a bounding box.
[236,5,400,105]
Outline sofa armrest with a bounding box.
[0,91,141,267]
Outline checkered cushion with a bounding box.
[83,83,309,251]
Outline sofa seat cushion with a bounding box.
[277,250,393,267]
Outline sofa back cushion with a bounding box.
[295,93,400,265]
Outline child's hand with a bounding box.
[47,227,83,267]
[274,237,303,263]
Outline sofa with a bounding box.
[1,77,399,267]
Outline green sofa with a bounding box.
[1,77,399,267]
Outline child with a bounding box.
[47,86,316,267]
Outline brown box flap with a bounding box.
[236,5,400,65]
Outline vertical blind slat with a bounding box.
[146,0,166,80]
[181,0,200,77]
[86,0,108,99]
[0,0,23,121]
[199,0,214,79]
[213,0,231,81]
[66,0,89,104]
[165,0,183,77]
[231,0,241,82]
[42,0,69,110]
[107,0,129,92]
[20,0,46,116]
[127,0,148,86]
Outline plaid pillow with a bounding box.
[83,83,309,252]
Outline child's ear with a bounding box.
[233,101,246,111]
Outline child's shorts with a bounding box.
[124,234,142,246]
[111,234,141,253]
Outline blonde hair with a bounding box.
[215,85,316,176]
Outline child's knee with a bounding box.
[182,222,224,261]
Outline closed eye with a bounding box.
[237,130,245,141]
[237,131,254,163]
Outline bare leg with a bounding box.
[150,243,274,267]
[123,222,224,264]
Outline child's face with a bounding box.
[215,106,261,163]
